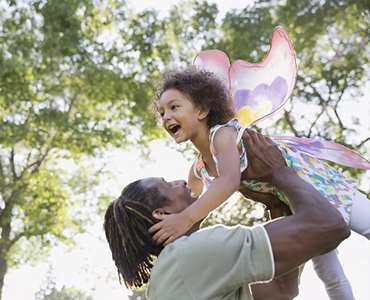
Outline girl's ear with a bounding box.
[198,106,210,121]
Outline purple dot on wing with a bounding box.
[233,76,289,112]
[233,89,251,111]
[269,76,288,110]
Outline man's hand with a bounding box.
[241,129,287,183]
[239,186,292,219]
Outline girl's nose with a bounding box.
[163,110,171,120]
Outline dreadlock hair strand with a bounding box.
[103,180,170,289]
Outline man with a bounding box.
[104,129,350,299]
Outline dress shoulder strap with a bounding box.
[236,126,249,145]
[193,156,203,180]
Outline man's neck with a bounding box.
[185,221,202,236]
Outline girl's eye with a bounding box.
[171,105,178,110]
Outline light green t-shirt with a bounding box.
[146,225,274,300]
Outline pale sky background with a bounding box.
[3,1,370,300]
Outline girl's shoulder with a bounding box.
[210,118,240,140]
[211,118,239,131]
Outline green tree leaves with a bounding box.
[0,0,369,298]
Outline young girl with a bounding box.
[149,67,370,300]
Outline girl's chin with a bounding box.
[173,135,187,143]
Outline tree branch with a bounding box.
[10,148,18,180]
[0,153,4,180]
[332,89,346,130]
[284,110,299,137]
[333,107,344,129]
[30,150,50,175]
[307,107,326,137]
[25,147,51,174]
[67,90,82,117]
[2,183,28,205]
[0,155,5,196]
[8,231,24,249]
[26,149,32,166]
[358,137,370,148]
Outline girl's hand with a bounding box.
[148,213,193,246]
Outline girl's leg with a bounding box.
[312,249,355,300]
[349,190,370,239]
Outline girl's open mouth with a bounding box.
[169,124,181,136]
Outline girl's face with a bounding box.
[158,89,207,143]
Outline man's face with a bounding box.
[141,177,198,213]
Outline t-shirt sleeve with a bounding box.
[176,225,274,299]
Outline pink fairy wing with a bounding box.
[230,27,297,126]
[193,50,230,86]
[272,136,370,170]
[192,31,370,171]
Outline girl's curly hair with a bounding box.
[152,67,235,127]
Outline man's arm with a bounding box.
[238,186,292,218]
[242,129,350,277]
[251,268,299,300]
[240,189,298,300]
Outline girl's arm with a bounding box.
[182,127,241,222]
[150,127,241,245]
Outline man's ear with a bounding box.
[198,106,210,121]
[152,207,172,218]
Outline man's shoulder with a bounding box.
[161,224,269,260]
[148,225,273,300]
[176,224,250,245]
[190,224,267,239]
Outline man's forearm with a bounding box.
[269,167,338,216]
[241,129,350,277]
[264,166,350,276]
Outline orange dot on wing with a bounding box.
[236,101,273,126]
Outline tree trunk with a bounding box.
[0,220,12,300]
[0,253,7,300]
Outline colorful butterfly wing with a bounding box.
[192,30,369,171]
[230,27,297,126]
[273,136,370,170]
[193,50,230,86]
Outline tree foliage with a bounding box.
[0,0,369,298]
[34,265,93,300]
[0,0,158,297]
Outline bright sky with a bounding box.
[3,1,370,300]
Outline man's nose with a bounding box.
[172,180,187,187]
